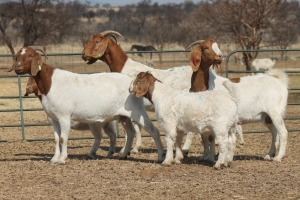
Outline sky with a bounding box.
[79,0,203,6]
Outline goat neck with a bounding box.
[33,64,54,96]
[100,41,128,73]
[190,64,210,92]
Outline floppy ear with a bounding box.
[90,37,109,58]
[134,80,150,97]
[190,47,202,72]
[31,53,43,76]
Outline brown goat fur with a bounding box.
[82,33,127,72]
[189,39,223,92]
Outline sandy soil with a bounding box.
[0,132,299,200]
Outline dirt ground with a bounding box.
[0,131,299,200]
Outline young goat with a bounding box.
[131,72,238,169]
[81,30,226,154]
[11,47,164,164]
[186,40,289,162]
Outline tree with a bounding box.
[195,0,296,70]
[0,1,20,54]
[0,0,84,54]
[144,15,175,64]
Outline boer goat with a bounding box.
[10,47,164,164]
[131,72,238,169]
[186,40,289,162]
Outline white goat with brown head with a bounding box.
[187,40,289,162]
[11,47,164,164]
[131,71,238,169]
[24,76,119,139]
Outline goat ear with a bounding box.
[134,81,149,97]
[91,37,109,58]
[190,47,202,72]
[31,54,43,76]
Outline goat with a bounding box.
[81,31,225,155]
[24,76,119,143]
[186,40,289,162]
[251,58,276,72]
[130,44,157,59]
[11,47,164,164]
[131,72,238,169]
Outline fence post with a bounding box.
[17,75,25,140]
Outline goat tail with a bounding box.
[266,69,289,88]
[223,80,240,105]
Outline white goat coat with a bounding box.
[41,70,163,164]
[208,69,288,123]
[207,68,288,161]
[121,58,194,152]
[150,81,238,168]
[42,70,141,122]
[122,58,192,90]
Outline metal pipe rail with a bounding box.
[0,49,299,141]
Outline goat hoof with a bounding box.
[272,156,282,162]
[162,160,172,166]
[119,155,128,160]
[264,155,272,160]
[213,163,223,170]
[87,153,96,159]
[106,154,114,159]
[130,148,140,154]
[56,160,66,165]
[182,150,189,157]
[174,159,182,164]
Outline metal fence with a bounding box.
[0,49,299,142]
[225,49,300,134]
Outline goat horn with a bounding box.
[6,57,16,72]
[186,40,204,50]
[6,65,14,72]
[100,30,124,42]
[35,49,48,59]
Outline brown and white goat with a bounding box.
[131,72,238,169]
[187,40,289,162]
[11,47,164,164]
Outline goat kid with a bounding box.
[131,72,238,169]
[11,47,164,164]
